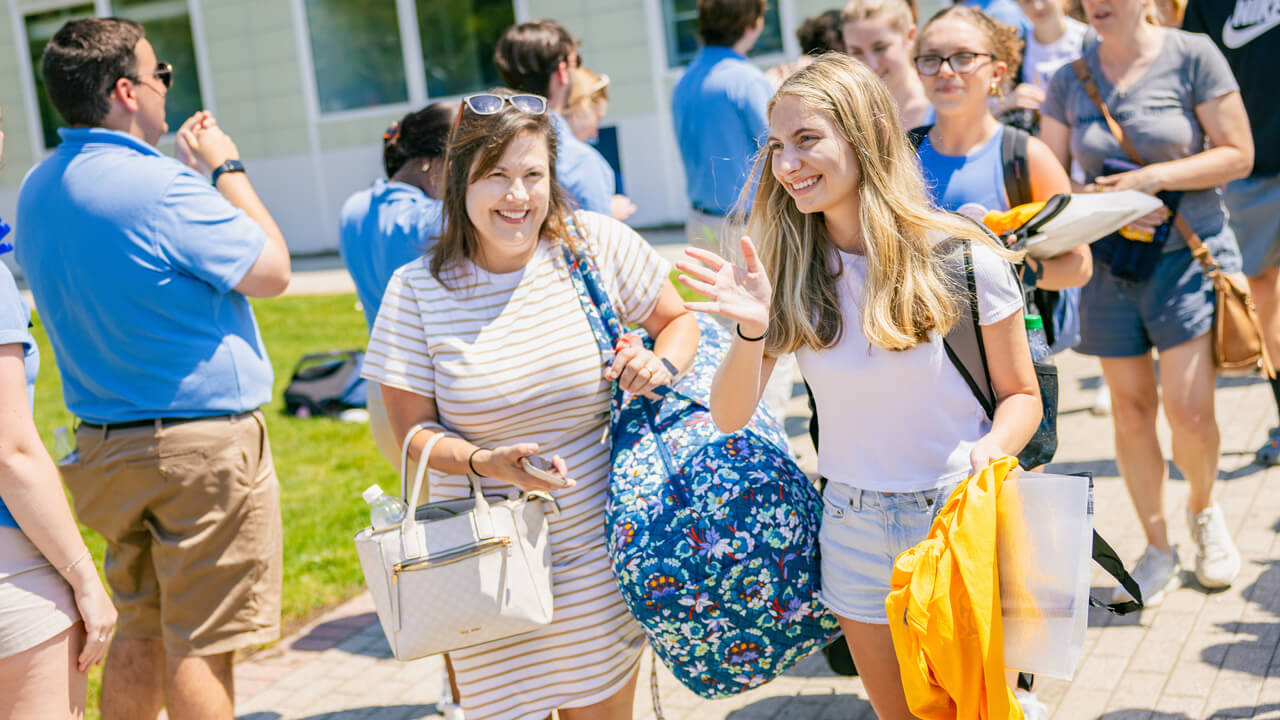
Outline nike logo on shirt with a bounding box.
[1223,0,1280,49]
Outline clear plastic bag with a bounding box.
[997,470,1093,680]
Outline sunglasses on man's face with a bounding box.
[133,61,174,90]
[462,93,547,116]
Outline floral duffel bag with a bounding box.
[562,239,840,699]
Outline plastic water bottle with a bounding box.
[1025,314,1054,365]
[53,427,78,466]
[362,485,407,529]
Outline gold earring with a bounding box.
[989,81,999,96]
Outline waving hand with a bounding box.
[676,236,772,337]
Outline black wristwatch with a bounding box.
[211,159,246,186]
[659,357,679,377]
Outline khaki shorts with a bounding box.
[0,527,79,658]
[62,411,282,656]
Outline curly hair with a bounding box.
[917,5,1023,95]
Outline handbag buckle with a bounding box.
[392,536,511,583]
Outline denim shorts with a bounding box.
[1226,175,1280,276]
[818,479,961,624]
[1077,228,1243,357]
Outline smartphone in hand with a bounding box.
[520,454,570,488]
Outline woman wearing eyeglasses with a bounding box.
[0,102,117,718]
[361,90,699,720]
[913,6,1091,297]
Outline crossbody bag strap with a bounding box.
[1070,59,1211,263]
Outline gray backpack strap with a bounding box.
[938,238,997,419]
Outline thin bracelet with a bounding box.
[61,548,89,574]
[736,324,767,342]
[468,447,488,477]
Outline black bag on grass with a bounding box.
[283,350,367,417]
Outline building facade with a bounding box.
[0,0,944,257]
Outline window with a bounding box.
[416,0,514,98]
[663,0,784,68]
[24,0,206,148]
[303,0,516,115]
[305,0,409,112]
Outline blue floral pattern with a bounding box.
[561,232,840,699]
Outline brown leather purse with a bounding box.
[1070,59,1274,378]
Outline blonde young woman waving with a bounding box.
[678,54,1041,719]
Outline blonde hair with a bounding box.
[740,53,998,356]
[567,66,609,114]
[840,0,914,36]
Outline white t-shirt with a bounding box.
[1023,17,1089,90]
[795,240,1023,493]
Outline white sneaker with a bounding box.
[1112,545,1182,607]
[1090,382,1111,416]
[1188,505,1241,589]
[1015,689,1048,720]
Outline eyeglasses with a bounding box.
[913,52,995,76]
[131,61,174,90]
[462,93,547,115]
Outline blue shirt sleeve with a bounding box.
[576,147,616,214]
[154,171,269,294]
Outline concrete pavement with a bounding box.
[232,242,1280,720]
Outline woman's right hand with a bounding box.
[676,236,772,337]
[68,567,117,672]
[473,444,575,493]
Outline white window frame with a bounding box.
[657,0,800,75]
[294,0,523,123]
[12,0,214,155]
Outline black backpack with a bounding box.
[282,349,368,417]
[910,124,1068,349]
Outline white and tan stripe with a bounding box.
[361,212,667,720]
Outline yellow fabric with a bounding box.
[885,456,1022,720]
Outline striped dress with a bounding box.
[362,211,667,720]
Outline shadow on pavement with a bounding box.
[727,694,872,718]
[289,612,380,652]
[1199,560,1280,677]
[1097,703,1280,719]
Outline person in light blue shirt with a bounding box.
[340,102,453,328]
[16,17,289,717]
[672,0,773,241]
[494,20,629,219]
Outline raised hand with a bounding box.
[676,235,771,337]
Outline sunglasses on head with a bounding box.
[461,93,547,116]
[131,61,174,90]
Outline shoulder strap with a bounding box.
[907,124,933,151]
[1069,58,1143,167]
[940,238,997,419]
[1000,125,1032,208]
[1090,528,1144,614]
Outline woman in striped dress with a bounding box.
[361,91,699,720]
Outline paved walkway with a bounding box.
[233,246,1280,720]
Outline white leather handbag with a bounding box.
[354,423,556,661]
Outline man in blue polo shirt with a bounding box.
[494,19,633,221]
[17,18,289,719]
[672,0,773,253]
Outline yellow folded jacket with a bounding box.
[885,456,1022,720]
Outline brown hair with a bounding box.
[493,20,577,96]
[40,17,145,127]
[696,0,768,46]
[917,5,1023,95]
[796,10,845,54]
[431,91,574,288]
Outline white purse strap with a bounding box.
[397,424,497,559]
